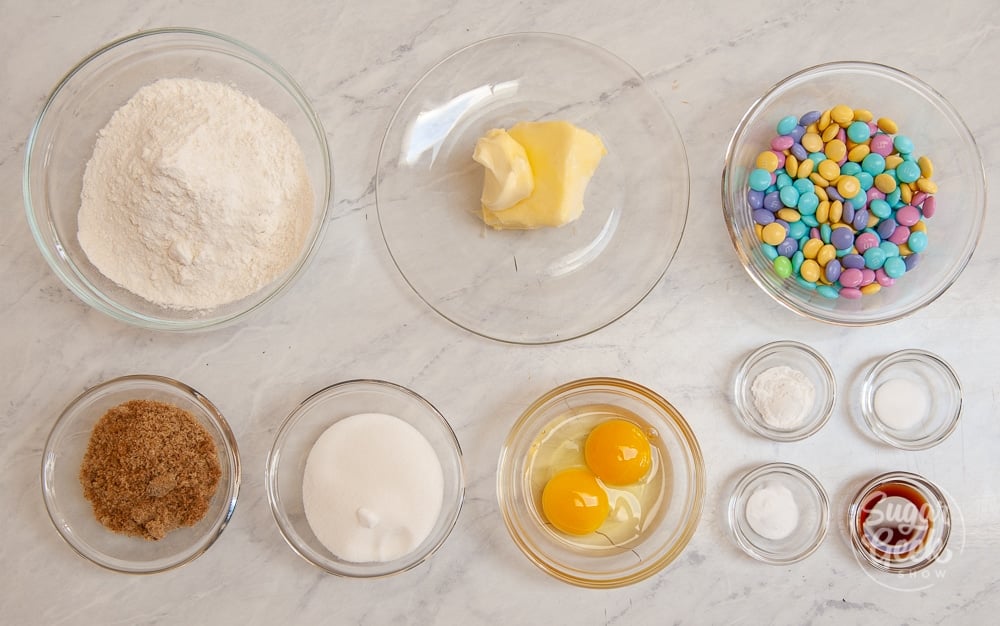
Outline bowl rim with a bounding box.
[727,461,830,565]
[40,373,242,574]
[375,31,690,345]
[733,340,837,442]
[721,60,987,326]
[23,26,333,332]
[496,376,706,588]
[860,349,962,450]
[265,378,466,578]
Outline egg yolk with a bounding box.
[541,468,609,535]
[584,419,652,485]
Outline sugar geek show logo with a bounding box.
[849,476,965,592]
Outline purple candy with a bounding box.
[842,203,856,224]
[790,143,808,161]
[753,208,776,225]
[904,253,921,270]
[876,218,897,240]
[771,135,794,151]
[790,125,806,142]
[870,134,894,156]
[840,287,863,299]
[923,195,937,218]
[855,232,879,253]
[800,110,822,126]
[763,191,782,212]
[889,225,911,245]
[826,187,844,202]
[748,189,765,209]
[831,226,855,250]
[842,253,865,269]
[775,219,790,230]
[840,268,863,288]
[777,237,798,257]
[852,208,869,230]
[825,259,842,282]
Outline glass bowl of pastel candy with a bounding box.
[722,61,985,325]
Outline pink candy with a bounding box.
[876,268,895,287]
[855,232,880,253]
[771,135,794,151]
[840,268,864,288]
[840,287,863,299]
[889,225,911,245]
[923,195,937,218]
[870,133,894,156]
[896,205,921,226]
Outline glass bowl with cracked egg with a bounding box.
[23,27,331,331]
[722,61,985,325]
[497,377,705,588]
[40,375,241,574]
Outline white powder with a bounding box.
[745,482,799,540]
[301,413,445,563]
[78,78,313,310]
[873,378,930,430]
[750,365,816,430]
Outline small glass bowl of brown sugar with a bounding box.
[41,375,241,574]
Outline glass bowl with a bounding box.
[733,340,836,441]
[848,471,951,573]
[23,27,332,331]
[722,61,985,325]
[497,377,705,588]
[40,375,241,574]
[728,462,829,565]
[266,380,465,578]
[860,349,962,450]
[376,33,689,344]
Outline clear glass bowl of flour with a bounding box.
[23,28,332,330]
[733,340,837,442]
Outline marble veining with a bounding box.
[2,0,999,624]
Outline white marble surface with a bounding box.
[2,0,999,623]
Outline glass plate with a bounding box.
[376,33,689,344]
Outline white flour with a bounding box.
[78,77,313,310]
[750,365,816,430]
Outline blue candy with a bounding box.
[788,220,808,240]
[847,121,872,143]
[870,199,892,219]
[748,168,772,191]
[798,192,820,215]
[793,178,815,194]
[779,186,800,207]
[908,230,929,253]
[879,241,900,257]
[894,135,914,154]
[777,115,799,135]
[896,160,921,184]
[883,256,907,278]
[863,247,887,269]
[776,173,793,189]
[862,153,886,175]
[817,285,840,299]
[761,244,779,260]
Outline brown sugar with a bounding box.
[79,399,222,540]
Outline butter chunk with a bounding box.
[477,121,606,230]
[473,129,534,211]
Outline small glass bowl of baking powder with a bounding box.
[266,379,465,578]
[41,375,241,574]
[728,462,830,565]
[860,349,962,450]
[733,340,837,442]
[23,28,331,331]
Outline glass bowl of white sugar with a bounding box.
[733,340,837,442]
[23,28,332,331]
[860,349,962,450]
[265,379,465,578]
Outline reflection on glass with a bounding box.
[544,206,619,277]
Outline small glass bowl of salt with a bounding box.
[733,341,836,442]
[728,462,830,565]
[860,349,962,450]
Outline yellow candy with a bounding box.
[861,283,881,295]
[756,150,780,172]
[848,144,871,162]
[803,238,823,259]
[815,186,829,201]
[800,259,821,282]
[885,154,904,170]
[802,132,824,153]
[815,200,830,223]
[785,154,799,177]
[817,244,836,266]
[761,222,786,245]
[777,208,801,222]
[918,156,934,178]
[877,117,899,134]
[797,158,815,179]
[755,223,763,239]
[810,173,830,188]
[818,109,832,131]
[821,123,840,143]
[830,200,843,224]
[867,213,880,228]
[911,220,927,233]
[916,178,938,194]
[874,173,897,193]
[830,104,854,126]
[853,109,874,122]
[806,122,819,134]
[825,139,847,162]
[899,243,913,255]
[836,175,860,198]
[900,184,912,204]
[818,159,841,181]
